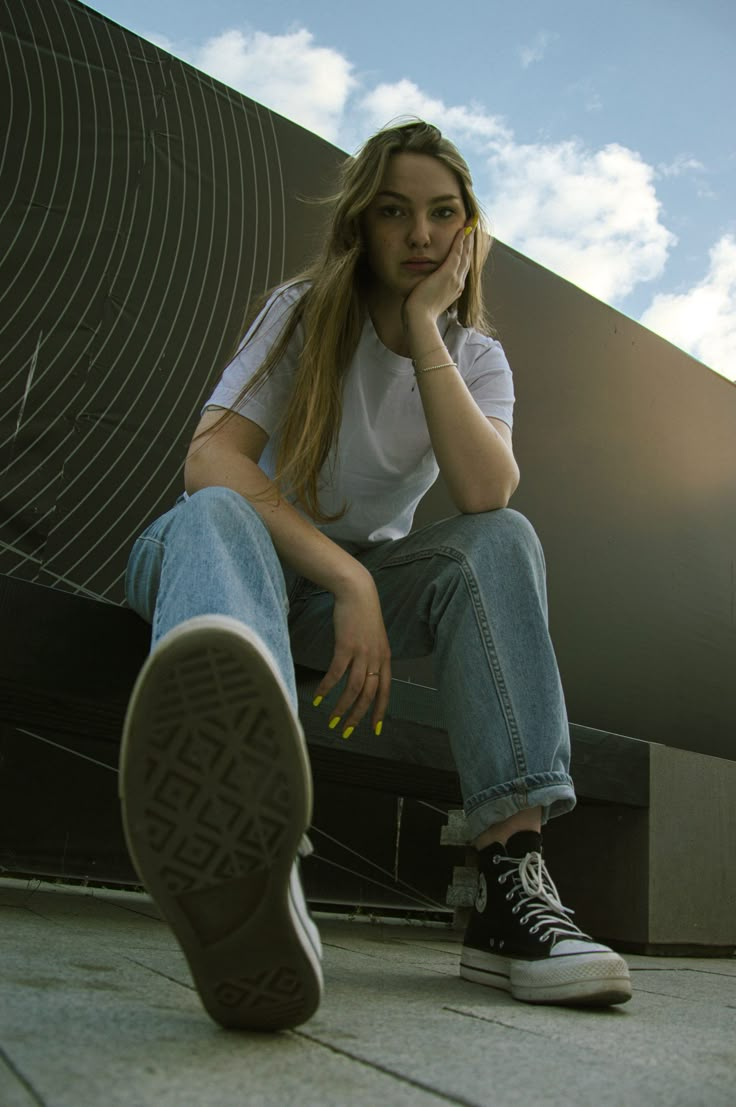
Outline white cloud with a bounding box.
[519,31,558,69]
[358,80,510,145]
[151,25,676,309]
[485,139,676,303]
[640,235,736,380]
[189,29,355,143]
[658,154,706,178]
[357,81,675,304]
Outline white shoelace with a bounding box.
[497,850,590,945]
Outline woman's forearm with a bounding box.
[184,446,370,596]
[407,316,520,512]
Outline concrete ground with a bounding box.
[1,878,734,1107]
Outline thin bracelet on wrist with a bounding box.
[413,361,456,375]
[412,343,446,363]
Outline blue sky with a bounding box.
[88,0,736,380]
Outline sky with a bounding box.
[88,0,736,381]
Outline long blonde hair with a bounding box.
[221,119,492,522]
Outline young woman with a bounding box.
[120,120,632,1032]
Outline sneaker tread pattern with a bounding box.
[120,622,320,1031]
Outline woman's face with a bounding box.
[362,152,468,305]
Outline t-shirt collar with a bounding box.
[362,310,452,375]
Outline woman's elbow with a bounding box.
[457,467,520,514]
[459,493,511,514]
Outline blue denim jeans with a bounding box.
[125,486,575,838]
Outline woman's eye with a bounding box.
[380,205,404,218]
[434,207,458,219]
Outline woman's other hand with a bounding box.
[313,566,391,739]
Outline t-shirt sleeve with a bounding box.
[204,284,306,435]
[456,330,516,430]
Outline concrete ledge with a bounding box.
[538,744,736,953]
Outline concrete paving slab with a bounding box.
[1,880,734,1107]
[0,881,160,926]
[1,1051,41,1107]
[1,949,450,1106]
[320,926,460,978]
[299,941,736,1107]
[630,966,736,1003]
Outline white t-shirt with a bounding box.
[206,283,515,544]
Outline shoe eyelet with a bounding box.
[512,905,520,914]
[492,856,501,865]
[506,892,514,901]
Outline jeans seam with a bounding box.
[125,535,165,624]
[378,544,529,783]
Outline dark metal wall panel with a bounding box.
[0,0,341,599]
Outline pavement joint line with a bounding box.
[323,941,459,979]
[0,1044,48,1107]
[385,941,459,956]
[99,900,163,922]
[630,966,736,977]
[323,937,454,962]
[442,1005,551,1038]
[444,1003,661,1054]
[294,1027,485,1107]
[320,941,366,954]
[123,955,195,991]
[632,987,736,1004]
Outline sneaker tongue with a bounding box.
[504,830,543,856]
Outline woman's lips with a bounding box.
[402,260,435,273]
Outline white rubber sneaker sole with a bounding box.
[460,944,632,1006]
[119,615,323,1031]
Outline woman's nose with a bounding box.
[408,216,430,247]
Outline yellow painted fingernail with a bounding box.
[329,716,341,730]
[375,721,383,736]
[312,695,323,707]
[342,726,354,740]
[465,215,479,236]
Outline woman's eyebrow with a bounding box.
[376,189,461,203]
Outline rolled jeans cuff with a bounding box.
[462,772,577,841]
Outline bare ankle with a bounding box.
[473,806,542,851]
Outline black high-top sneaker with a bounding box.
[460,830,632,1006]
